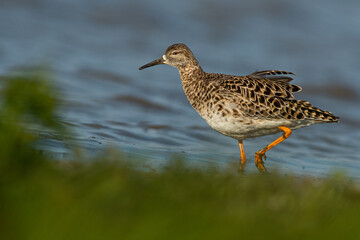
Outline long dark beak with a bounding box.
[139,57,164,70]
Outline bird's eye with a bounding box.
[172,51,179,55]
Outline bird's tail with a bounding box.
[286,99,339,122]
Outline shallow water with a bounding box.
[0,0,359,178]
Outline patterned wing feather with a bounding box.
[249,70,295,82]
[217,70,301,100]
[248,70,301,96]
[214,70,338,122]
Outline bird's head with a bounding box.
[139,43,197,70]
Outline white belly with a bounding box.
[202,113,313,140]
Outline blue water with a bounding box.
[0,0,359,178]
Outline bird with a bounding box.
[139,43,339,173]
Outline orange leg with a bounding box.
[255,126,292,173]
[238,140,247,173]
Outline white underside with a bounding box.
[203,113,316,140]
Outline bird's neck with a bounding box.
[177,62,204,83]
[177,63,208,113]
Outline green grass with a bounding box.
[1,71,360,240]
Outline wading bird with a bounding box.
[139,43,339,173]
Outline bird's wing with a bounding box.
[209,71,337,121]
[210,71,302,119]
[217,70,301,100]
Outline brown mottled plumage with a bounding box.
[139,43,339,173]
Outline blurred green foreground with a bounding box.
[0,72,360,240]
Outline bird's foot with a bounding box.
[255,151,267,173]
[238,163,246,175]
